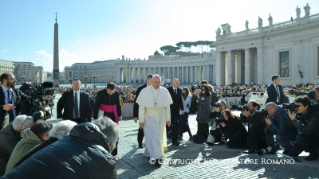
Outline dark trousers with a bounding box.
[226,138,242,148]
[197,122,209,141]
[296,134,319,153]
[265,127,297,149]
[179,113,192,137]
[137,128,144,144]
[171,115,179,143]
[247,127,267,149]
[210,129,222,143]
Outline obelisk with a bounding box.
[53,12,60,87]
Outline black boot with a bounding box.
[288,143,304,157]
[305,150,318,161]
[138,143,143,149]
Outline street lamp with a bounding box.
[83,73,88,88]
[92,73,98,88]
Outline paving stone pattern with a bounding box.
[117,114,319,179]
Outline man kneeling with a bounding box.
[1,116,119,179]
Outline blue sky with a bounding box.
[0,0,318,72]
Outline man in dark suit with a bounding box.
[0,73,28,129]
[133,74,153,148]
[266,75,284,105]
[167,78,184,146]
[57,79,91,123]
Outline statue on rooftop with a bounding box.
[268,14,273,26]
[296,6,301,19]
[216,27,221,37]
[258,17,263,28]
[245,20,249,30]
[304,3,311,17]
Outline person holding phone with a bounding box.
[194,84,212,144]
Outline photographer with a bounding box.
[286,96,319,161]
[209,100,227,144]
[265,102,293,153]
[242,100,267,153]
[194,85,211,144]
[219,110,248,148]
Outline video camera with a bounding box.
[27,82,55,119]
[255,108,268,117]
[237,104,248,111]
[282,102,295,112]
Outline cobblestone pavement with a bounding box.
[117,114,319,179]
[51,94,319,178]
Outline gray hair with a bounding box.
[152,74,161,80]
[92,116,119,145]
[12,115,34,132]
[266,102,277,109]
[48,120,77,139]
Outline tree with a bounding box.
[160,45,179,56]
[154,50,160,55]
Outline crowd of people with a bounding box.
[0,71,319,178]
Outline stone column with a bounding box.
[143,67,146,83]
[177,67,180,81]
[236,53,242,83]
[126,67,129,82]
[181,67,184,83]
[245,49,251,85]
[293,41,301,84]
[198,66,202,82]
[302,39,310,82]
[215,51,221,85]
[257,47,263,84]
[194,66,197,83]
[133,68,136,83]
[190,66,193,83]
[227,50,233,85]
[267,45,273,84]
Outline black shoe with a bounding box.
[218,141,225,145]
[304,152,318,161]
[138,143,143,149]
[283,148,290,155]
[244,149,256,154]
[196,140,205,144]
[172,142,181,146]
[155,158,162,167]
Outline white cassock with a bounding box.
[136,85,173,159]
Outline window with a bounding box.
[279,51,289,77]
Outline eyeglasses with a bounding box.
[294,104,303,108]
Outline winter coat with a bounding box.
[1,122,117,179]
[5,128,41,174]
[0,123,21,175]
[196,94,212,123]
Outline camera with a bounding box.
[282,102,295,112]
[26,82,55,119]
[237,104,248,111]
[255,108,268,117]
[215,116,225,124]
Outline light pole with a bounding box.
[92,73,98,88]
[83,73,88,88]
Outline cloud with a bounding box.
[1,49,9,53]
[60,49,75,57]
[75,38,85,44]
[33,50,53,60]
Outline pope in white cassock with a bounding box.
[136,75,173,167]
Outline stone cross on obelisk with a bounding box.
[53,12,60,87]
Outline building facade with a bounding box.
[214,3,319,85]
[63,53,216,85]
[0,59,15,75]
[12,62,45,84]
